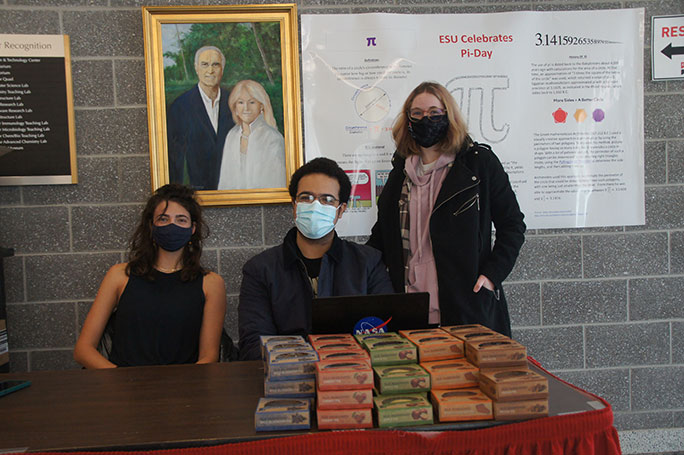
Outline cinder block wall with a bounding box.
[0,0,682,451]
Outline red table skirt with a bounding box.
[36,359,621,455]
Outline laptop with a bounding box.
[311,292,431,335]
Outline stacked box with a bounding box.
[254,397,311,431]
[465,339,527,369]
[440,324,491,338]
[260,335,319,395]
[362,337,417,366]
[421,358,479,390]
[373,393,433,427]
[399,329,464,362]
[374,364,430,394]
[430,389,493,422]
[313,335,374,430]
[479,369,549,421]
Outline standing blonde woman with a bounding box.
[217,79,285,190]
[368,82,525,336]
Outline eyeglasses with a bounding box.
[408,107,447,122]
[295,192,340,207]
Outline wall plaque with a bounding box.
[0,34,77,185]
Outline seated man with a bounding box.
[238,157,393,360]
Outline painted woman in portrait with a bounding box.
[217,79,286,190]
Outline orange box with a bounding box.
[313,341,366,356]
[457,331,509,343]
[315,360,373,390]
[316,408,373,429]
[493,398,549,421]
[430,388,493,422]
[421,358,479,389]
[308,333,357,346]
[465,339,527,369]
[479,369,548,402]
[316,387,373,409]
[318,350,371,366]
[406,333,464,362]
[440,324,491,337]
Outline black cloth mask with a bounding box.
[408,115,449,148]
[153,223,192,252]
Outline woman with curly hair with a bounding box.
[74,184,226,368]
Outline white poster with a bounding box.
[302,9,644,235]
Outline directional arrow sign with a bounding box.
[661,43,684,60]
[652,15,684,80]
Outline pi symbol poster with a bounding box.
[302,9,645,235]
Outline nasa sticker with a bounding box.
[354,316,391,335]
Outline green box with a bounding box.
[373,393,433,428]
[365,339,417,366]
[374,364,430,394]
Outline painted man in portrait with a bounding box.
[166,46,235,190]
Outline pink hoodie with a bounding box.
[404,152,455,324]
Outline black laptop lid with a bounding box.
[311,292,430,335]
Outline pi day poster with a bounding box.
[302,9,644,235]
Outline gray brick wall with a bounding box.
[0,0,682,446]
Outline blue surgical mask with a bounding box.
[152,223,193,252]
[295,200,339,240]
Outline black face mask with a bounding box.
[408,115,449,148]
[152,223,192,252]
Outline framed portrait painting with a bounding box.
[142,4,302,206]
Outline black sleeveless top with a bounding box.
[109,271,205,367]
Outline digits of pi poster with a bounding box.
[301,9,645,235]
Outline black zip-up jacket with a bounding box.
[238,227,394,360]
[367,141,525,336]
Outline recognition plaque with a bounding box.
[0,34,77,185]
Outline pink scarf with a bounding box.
[404,153,454,324]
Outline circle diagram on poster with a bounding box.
[354,86,391,123]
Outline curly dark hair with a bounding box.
[288,157,352,204]
[126,184,207,281]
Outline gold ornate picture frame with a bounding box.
[142,4,302,206]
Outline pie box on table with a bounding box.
[264,377,316,398]
[316,388,373,410]
[493,398,549,421]
[440,324,492,338]
[317,350,371,366]
[316,408,373,430]
[363,336,417,366]
[315,359,373,390]
[457,330,509,344]
[421,358,479,389]
[254,397,311,432]
[465,339,527,369]
[308,333,357,347]
[260,335,309,359]
[355,331,403,346]
[373,364,431,394]
[312,340,367,356]
[373,393,434,428]
[430,388,493,422]
[399,329,464,362]
[266,349,319,380]
[478,369,549,402]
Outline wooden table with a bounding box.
[0,360,611,453]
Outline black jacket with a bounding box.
[238,228,394,360]
[367,142,525,336]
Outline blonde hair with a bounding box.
[228,80,277,128]
[392,81,469,158]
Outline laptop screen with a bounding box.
[311,292,430,335]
